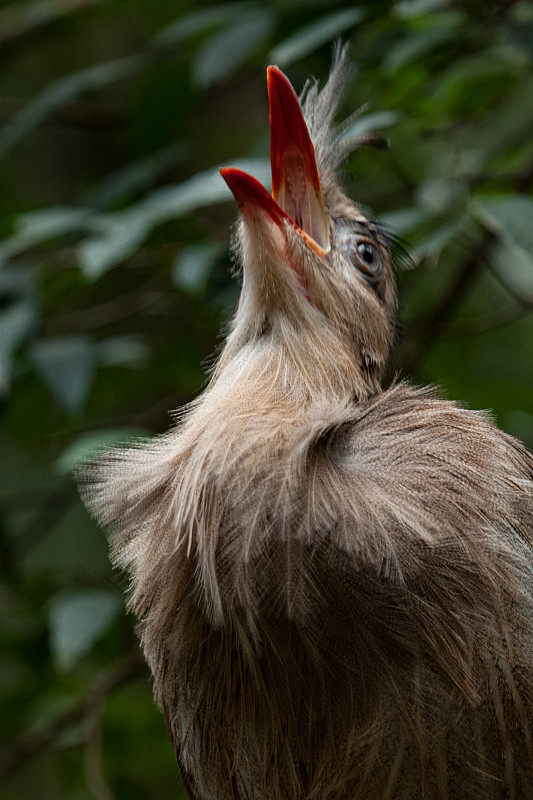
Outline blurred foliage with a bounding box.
[1,0,533,798]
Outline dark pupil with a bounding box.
[358,242,374,265]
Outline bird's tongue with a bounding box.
[267,66,329,254]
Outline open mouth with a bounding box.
[220,65,330,256]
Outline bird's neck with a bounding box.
[208,321,380,424]
[167,329,378,625]
[170,329,373,626]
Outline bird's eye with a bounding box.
[343,235,383,283]
[357,242,376,268]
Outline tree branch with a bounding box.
[0,650,146,781]
[84,704,116,800]
[398,232,494,376]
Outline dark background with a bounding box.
[1,1,533,798]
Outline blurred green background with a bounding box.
[1,1,533,798]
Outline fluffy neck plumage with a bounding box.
[170,327,366,626]
[211,308,380,417]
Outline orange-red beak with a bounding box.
[220,66,330,256]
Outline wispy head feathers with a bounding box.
[301,44,387,178]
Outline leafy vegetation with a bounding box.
[1,1,533,798]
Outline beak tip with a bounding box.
[220,166,286,223]
[267,64,300,108]
[266,64,281,81]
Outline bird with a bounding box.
[78,48,533,800]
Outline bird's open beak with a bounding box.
[220,66,330,256]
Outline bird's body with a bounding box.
[79,51,533,799]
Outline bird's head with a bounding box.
[219,51,397,404]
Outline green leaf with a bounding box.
[77,212,152,280]
[457,76,533,172]
[85,143,188,211]
[97,335,150,368]
[340,110,402,141]
[192,8,275,87]
[56,427,148,474]
[48,589,122,670]
[0,54,149,162]
[378,208,426,235]
[22,501,111,576]
[270,8,365,66]
[0,0,110,45]
[0,207,91,264]
[394,0,450,16]
[77,158,271,278]
[0,302,36,393]
[153,2,256,49]
[384,12,466,71]
[441,46,526,87]
[473,195,533,254]
[172,242,224,295]
[30,335,96,414]
[410,219,465,263]
[415,177,466,214]
[15,207,91,242]
[492,238,533,298]
[472,195,533,299]
[0,269,37,392]
[434,47,525,117]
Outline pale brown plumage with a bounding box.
[77,48,533,799]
